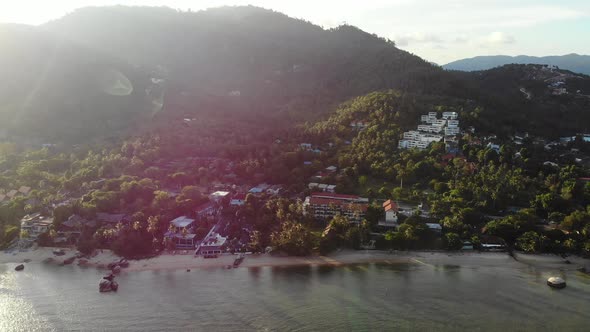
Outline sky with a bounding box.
[1,0,589,64]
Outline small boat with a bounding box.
[547,277,566,289]
[233,254,244,268]
[15,264,24,271]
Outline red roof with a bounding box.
[382,200,399,212]
[232,193,247,200]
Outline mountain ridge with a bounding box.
[443,54,590,75]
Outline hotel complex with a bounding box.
[399,111,460,150]
[303,192,369,223]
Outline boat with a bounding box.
[233,254,244,268]
[547,276,566,289]
[15,264,24,271]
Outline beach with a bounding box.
[2,246,588,273]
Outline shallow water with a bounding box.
[1,260,590,331]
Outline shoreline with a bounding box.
[2,247,588,273]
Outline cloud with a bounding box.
[395,32,442,46]
[485,31,515,44]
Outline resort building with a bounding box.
[399,111,460,150]
[165,216,197,249]
[195,232,227,256]
[442,111,459,120]
[20,213,54,240]
[303,192,369,223]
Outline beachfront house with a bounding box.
[195,232,227,256]
[165,216,197,249]
[20,213,54,240]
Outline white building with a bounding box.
[442,112,458,120]
[447,120,459,127]
[378,200,399,227]
[400,111,459,150]
[445,127,460,136]
[209,191,230,202]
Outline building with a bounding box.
[308,183,337,193]
[55,215,97,244]
[265,185,282,196]
[209,191,230,202]
[303,192,369,223]
[20,213,54,240]
[230,193,247,206]
[96,213,128,225]
[398,132,443,150]
[166,216,197,249]
[196,202,216,217]
[196,232,227,256]
[325,166,338,173]
[379,200,399,227]
[401,112,460,150]
[426,223,442,233]
[487,143,500,153]
[445,127,460,136]
[350,121,368,130]
[383,200,399,223]
[442,112,458,120]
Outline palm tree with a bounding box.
[147,215,159,239]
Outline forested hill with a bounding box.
[44,6,444,99]
[449,64,590,138]
[1,6,590,144]
[443,54,590,75]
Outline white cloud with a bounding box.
[395,32,442,46]
[486,31,515,44]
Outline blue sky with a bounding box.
[1,0,589,64]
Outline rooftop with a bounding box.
[383,200,399,212]
[171,216,195,228]
[210,191,230,197]
[200,232,227,247]
[308,197,368,212]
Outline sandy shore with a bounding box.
[2,247,588,273]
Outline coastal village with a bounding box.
[4,96,590,274]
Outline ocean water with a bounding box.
[1,260,590,331]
